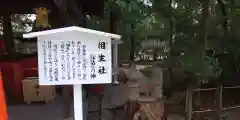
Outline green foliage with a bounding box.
[178,53,221,81]
[0,14,34,37]
[86,0,152,37]
[151,0,225,83]
[76,0,240,83]
[2,0,239,85]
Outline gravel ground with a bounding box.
[218,108,240,120]
[8,96,240,120]
[7,95,101,120]
[7,97,74,120]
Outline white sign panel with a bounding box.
[23,26,121,120]
[37,33,112,85]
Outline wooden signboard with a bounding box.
[23,26,122,120]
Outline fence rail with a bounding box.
[186,85,240,120]
[194,86,240,91]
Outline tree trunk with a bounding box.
[3,13,14,57]
[195,0,211,59]
[53,0,84,26]
[230,0,240,72]
[184,72,197,120]
[67,0,84,26]
[109,3,120,64]
[168,0,174,86]
[109,8,119,34]
[215,1,227,119]
[130,23,135,61]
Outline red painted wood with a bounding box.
[0,62,24,104]
[20,56,38,78]
[0,71,7,120]
[0,40,6,55]
[87,85,104,93]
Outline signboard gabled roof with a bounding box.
[23,26,122,40]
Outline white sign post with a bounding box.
[23,26,121,120]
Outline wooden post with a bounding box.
[3,13,14,56]
[113,43,118,83]
[215,84,223,120]
[109,5,120,82]
[186,85,194,120]
[185,89,189,113]
[73,85,84,120]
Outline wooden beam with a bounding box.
[3,13,15,56]
[0,0,104,15]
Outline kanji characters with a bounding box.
[90,54,97,79]
[98,54,106,62]
[98,42,106,49]
[98,66,107,74]
[90,74,96,79]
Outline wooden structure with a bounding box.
[22,77,55,104]
[188,86,240,120]
[0,0,103,15]
[22,78,56,104]
[0,0,104,56]
[0,0,104,99]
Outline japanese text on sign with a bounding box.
[39,38,112,85]
[97,42,108,75]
